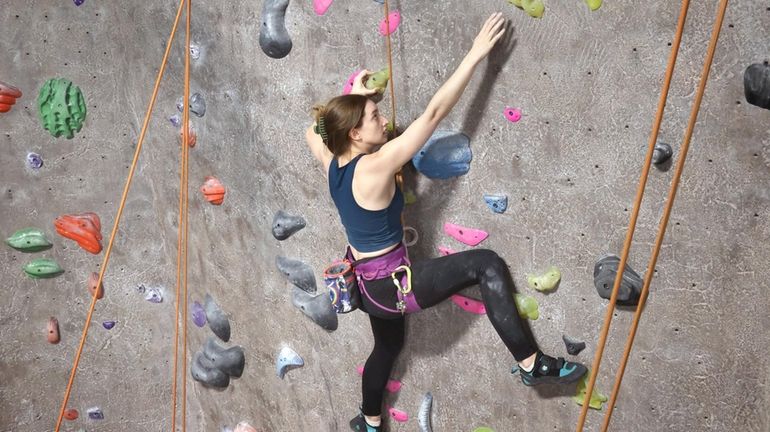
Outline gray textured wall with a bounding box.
[1,0,768,431]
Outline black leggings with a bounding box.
[360,249,538,416]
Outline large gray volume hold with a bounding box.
[291,286,338,331]
[204,294,231,342]
[203,337,245,378]
[191,351,230,388]
[593,254,644,306]
[276,256,317,293]
[259,0,292,59]
[272,210,306,240]
[744,63,770,110]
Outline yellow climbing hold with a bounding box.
[507,0,545,18]
[573,369,609,410]
[585,0,602,11]
[527,266,561,292]
[514,294,539,320]
[472,428,495,432]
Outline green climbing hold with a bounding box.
[472,428,495,432]
[404,190,417,205]
[508,0,544,18]
[37,78,87,139]
[527,266,561,292]
[5,228,53,252]
[585,0,602,11]
[514,294,539,320]
[386,121,395,133]
[365,68,390,95]
[23,258,64,279]
[573,369,609,410]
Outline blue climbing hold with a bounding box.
[483,194,508,214]
[412,130,472,179]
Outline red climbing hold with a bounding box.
[63,408,79,421]
[87,272,104,300]
[47,317,61,344]
[0,80,22,113]
[54,212,103,254]
[200,176,226,205]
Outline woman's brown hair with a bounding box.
[311,94,368,157]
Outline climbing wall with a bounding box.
[1,0,769,431]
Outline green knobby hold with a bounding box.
[5,228,53,252]
[404,190,417,205]
[527,266,561,292]
[573,369,609,410]
[514,294,539,320]
[472,428,495,432]
[365,68,390,94]
[386,121,395,133]
[23,258,64,279]
[585,0,602,11]
[37,78,87,139]
[507,0,545,18]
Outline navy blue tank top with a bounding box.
[328,154,404,252]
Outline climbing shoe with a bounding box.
[349,412,382,432]
[516,351,587,386]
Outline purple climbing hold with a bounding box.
[74,0,85,5]
[192,300,207,327]
[102,320,116,330]
[86,407,104,420]
[27,152,43,170]
[169,114,181,127]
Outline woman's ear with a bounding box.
[348,127,361,142]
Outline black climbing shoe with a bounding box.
[349,413,382,432]
[516,351,587,386]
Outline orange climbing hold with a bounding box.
[179,124,197,147]
[200,176,225,205]
[63,408,78,421]
[47,317,61,344]
[54,212,103,254]
[0,80,22,113]
[87,272,104,300]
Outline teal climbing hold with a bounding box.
[37,78,87,139]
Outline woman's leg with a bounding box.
[361,314,405,417]
[409,249,537,361]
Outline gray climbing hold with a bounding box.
[418,392,433,432]
[291,286,338,331]
[562,334,586,355]
[276,256,317,293]
[276,346,304,379]
[412,130,472,179]
[191,351,230,388]
[203,337,245,378]
[652,141,673,165]
[176,93,206,117]
[483,194,508,214]
[259,0,292,59]
[272,210,306,240]
[593,254,643,306]
[204,294,231,342]
[744,62,770,110]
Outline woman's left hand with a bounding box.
[350,70,378,96]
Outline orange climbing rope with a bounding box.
[575,0,729,430]
[383,0,397,130]
[54,0,192,430]
[171,0,193,430]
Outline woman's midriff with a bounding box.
[350,241,400,261]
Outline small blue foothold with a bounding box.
[484,194,508,214]
[276,346,304,379]
[412,130,472,179]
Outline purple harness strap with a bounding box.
[347,243,422,314]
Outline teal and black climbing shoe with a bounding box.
[516,351,587,386]
[349,413,382,432]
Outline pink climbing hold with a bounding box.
[313,0,333,15]
[451,294,486,314]
[356,365,402,393]
[437,246,457,256]
[342,69,361,95]
[379,11,401,36]
[386,406,409,423]
[504,106,522,123]
[443,222,488,246]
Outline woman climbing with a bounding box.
[305,13,587,432]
